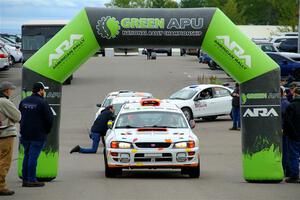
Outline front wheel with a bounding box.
[104,150,122,178]
[182,108,193,121]
[181,162,200,178]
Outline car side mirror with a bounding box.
[96,103,101,107]
[107,120,114,129]
[189,120,196,129]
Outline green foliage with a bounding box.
[105,0,299,28]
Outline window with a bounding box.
[213,87,231,98]
[22,35,46,50]
[195,88,213,100]
[169,89,198,100]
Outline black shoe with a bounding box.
[22,181,45,187]
[70,145,80,154]
[285,177,300,183]
[0,189,15,196]
[229,127,238,130]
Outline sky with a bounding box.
[0,0,110,34]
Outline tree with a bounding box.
[149,0,179,8]
[269,0,299,31]
[221,0,245,24]
[105,0,147,8]
[180,0,205,8]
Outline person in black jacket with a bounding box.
[19,82,53,187]
[283,87,300,183]
[230,83,240,131]
[70,105,115,154]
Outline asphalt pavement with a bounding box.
[2,55,299,200]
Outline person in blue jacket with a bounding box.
[70,105,115,154]
[19,82,53,187]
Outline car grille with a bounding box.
[135,142,171,148]
[134,153,172,162]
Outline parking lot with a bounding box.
[2,55,300,200]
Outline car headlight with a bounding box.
[174,141,195,148]
[110,141,132,149]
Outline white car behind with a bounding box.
[167,84,233,121]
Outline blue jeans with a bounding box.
[21,139,45,182]
[79,132,101,153]
[282,135,291,177]
[232,107,240,128]
[288,139,300,178]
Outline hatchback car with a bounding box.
[167,84,233,121]
[104,99,200,178]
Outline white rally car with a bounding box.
[167,84,233,121]
[95,90,153,118]
[104,99,200,178]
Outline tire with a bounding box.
[167,51,172,56]
[181,162,200,178]
[104,150,122,178]
[202,116,217,121]
[182,107,193,121]
[10,56,15,64]
[293,69,300,80]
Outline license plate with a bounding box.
[145,153,162,157]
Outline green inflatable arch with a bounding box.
[19,8,283,182]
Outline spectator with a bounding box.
[229,83,240,131]
[286,82,297,102]
[70,105,115,154]
[283,87,300,183]
[280,86,290,177]
[19,82,53,187]
[0,82,21,196]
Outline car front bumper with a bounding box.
[106,147,200,168]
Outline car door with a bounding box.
[192,87,214,117]
[210,87,232,115]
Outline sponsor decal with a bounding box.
[243,108,279,117]
[215,35,251,70]
[241,93,279,104]
[49,34,85,69]
[96,16,204,38]
[195,101,207,108]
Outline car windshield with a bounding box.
[169,89,197,100]
[115,111,188,129]
[113,103,124,116]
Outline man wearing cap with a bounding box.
[70,105,115,154]
[19,82,53,187]
[0,81,21,196]
[283,87,300,183]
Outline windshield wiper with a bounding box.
[169,97,186,100]
[115,125,141,129]
[145,125,178,128]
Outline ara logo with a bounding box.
[49,34,83,68]
[96,16,120,39]
[243,108,279,117]
[216,35,252,68]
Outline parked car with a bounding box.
[0,40,23,63]
[104,99,200,178]
[0,47,10,70]
[167,84,233,121]
[269,36,298,48]
[278,38,298,53]
[0,34,21,45]
[267,52,300,80]
[255,42,279,52]
[184,48,200,57]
